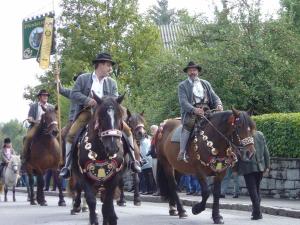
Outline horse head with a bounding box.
[93,93,125,158]
[40,105,59,137]
[9,155,21,174]
[126,109,147,141]
[229,107,256,161]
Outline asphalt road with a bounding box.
[0,193,299,225]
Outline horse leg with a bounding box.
[133,172,141,206]
[83,182,98,225]
[102,183,118,225]
[28,174,36,205]
[212,177,224,224]
[192,177,210,215]
[71,183,82,215]
[117,177,126,207]
[82,194,89,212]
[4,185,8,202]
[37,175,47,206]
[54,171,66,206]
[13,186,16,202]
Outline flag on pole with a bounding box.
[39,17,54,69]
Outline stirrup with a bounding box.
[177,152,189,163]
[59,167,71,179]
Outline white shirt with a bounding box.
[37,102,49,121]
[189,77,204,104]
[91,72,106,98]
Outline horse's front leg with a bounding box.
[28,174,36,205]
[54,170,66,206]
[83,182,98,225]
[102,182,118,225]
[212,176,224,224]
[192,176,210,215]
[116,177,126,206]
[4,185,8,202]
[13,186,16,202]
[37,175,47,206]
[132,172,141,206]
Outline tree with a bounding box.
[281,0,300,31]
[148,0,176,25]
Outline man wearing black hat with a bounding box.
[177,61,223,161]
[22,89,55,163]
[59,52,141,178]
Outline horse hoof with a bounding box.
[117,201,126,207]
[30,201,37,205]
[39,201,48,206]
[13,199,16,202]
[169,209,178,216]
[179,211,188,218]
[58,200,66,207]
[82,207,88,212]
[192,203,206,215]
[134,201,141,206]
[213,216,224,224]
[4,199,7,202]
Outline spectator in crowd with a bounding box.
[237,130,270,220]
[220,167,240,198]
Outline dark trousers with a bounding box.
[244,172,263,216]
[140,168,156,193]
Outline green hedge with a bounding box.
[253,113,300,158]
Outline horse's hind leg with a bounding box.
[28,174,36,205]
[4,185,8,202]
[133,172,141,206]
[117,177,126,206]
[12,186,16,202]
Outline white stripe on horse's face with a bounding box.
[107,108,115,129]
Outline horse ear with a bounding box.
[92,91,102,105]
[247,107,254,116]
[116,93,125,104]
[41,105,47,112]
[140,110,145,117]
[54,105,58,111]
[231,106,240,117]
[127,109,132,118]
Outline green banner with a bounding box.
[22,13,55,59]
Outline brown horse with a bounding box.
[156,108,256,224]
[72,95,126,225]
[117,110,145,207]
[24,106,66,206]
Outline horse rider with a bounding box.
[177,61,223,162]
[59,52,141,179]
[0,138,15,176]
[58,72,83,137]
[21,89,55,164]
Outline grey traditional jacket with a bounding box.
[28,102,55,121]
[59,85,76,121]
[178,78,222,124]
[237,131,270,175]
[70,73,118,117]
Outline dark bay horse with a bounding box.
[117,110,145,207]
[72,95,126,225]
[24,106,66,206]
[156,109,256,224]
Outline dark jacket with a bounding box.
[28,102,55,121]
[71,73,118,117]
[237,131,270,175]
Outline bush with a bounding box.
[254,113,300,158]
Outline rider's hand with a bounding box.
[87,99,97,107]
[263,168,270,176]
[194,107,204,116]
[28,117,34,123]
[216,105,223,111]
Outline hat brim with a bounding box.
[37,93,50,97]
[183,65,202,73]
[92,58,116,66]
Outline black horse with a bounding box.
[117,110,146,207]
[72,95,126,225]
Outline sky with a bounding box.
[0,0,280,123]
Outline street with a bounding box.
[0,193,299,225]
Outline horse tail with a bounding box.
[156,160,171,201]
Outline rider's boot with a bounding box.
[177,128,190,162]
[59,142,72,179]
[127,135,141,173]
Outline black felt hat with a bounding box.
[183,61,202,73]
[92,52,116,66]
